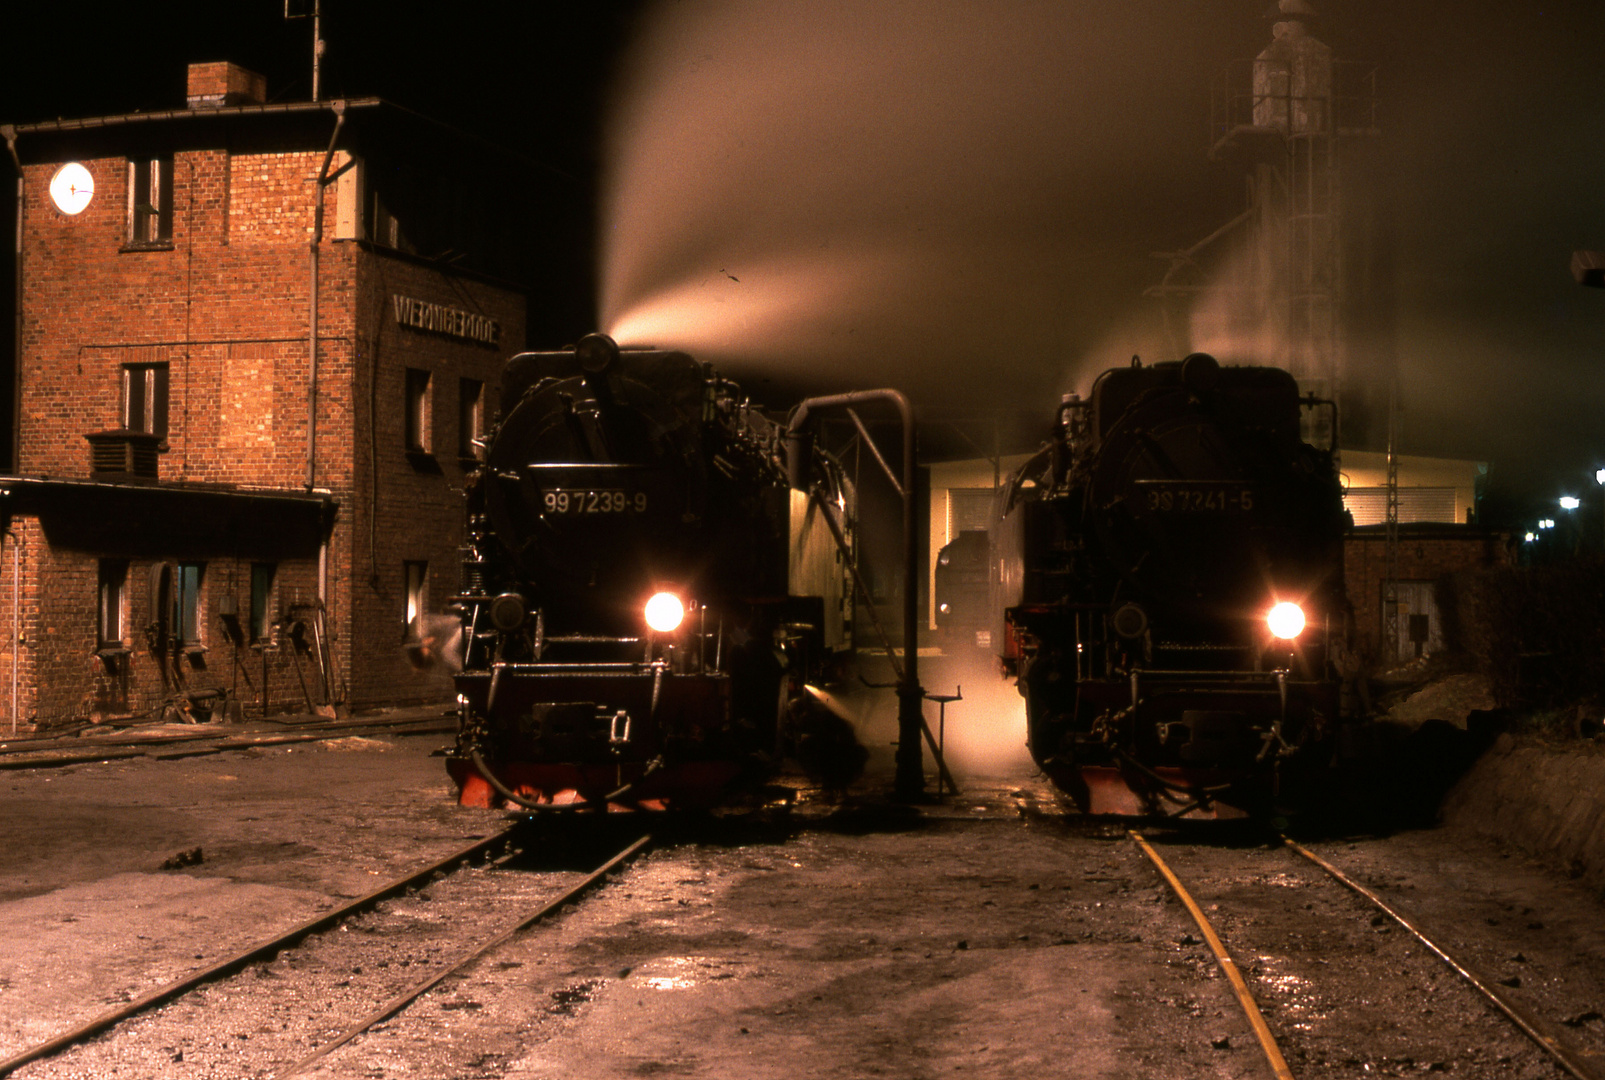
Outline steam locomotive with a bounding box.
[996,354,1348,816]
[446,333,853,811]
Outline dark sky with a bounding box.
[6,1,1605,521]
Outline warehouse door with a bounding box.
[1383,580,1443,664]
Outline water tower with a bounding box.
[1150,0,1378,439]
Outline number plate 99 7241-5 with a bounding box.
[1136,482,1254,513]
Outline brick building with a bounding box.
[0,63,535,731]
[1345,526,1515,666]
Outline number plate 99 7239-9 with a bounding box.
[542,489,647,515]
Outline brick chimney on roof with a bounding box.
[186,62,267,109]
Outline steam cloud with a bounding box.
[598,0,1245,413]
[599,0,1605,496]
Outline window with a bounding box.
[368,188,410,252]
[458,378,483,459]
[404,561,428,636]
[98,560,127,649]
[122,362,169,436]
[174,562,203,646]
[404,368,432,452]
[126,157,173,245]
[249,563,276,644]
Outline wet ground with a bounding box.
[0,694,1602,1078]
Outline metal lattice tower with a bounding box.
[1148,2,1376,432]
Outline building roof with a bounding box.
[0,476,336,560]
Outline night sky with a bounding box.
[5,0,1605,525]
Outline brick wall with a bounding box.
[342,254,524,707]
[1344,529,1516,662]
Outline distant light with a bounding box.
[1539,519,1556,529]
[1597,469,1605,486]
[1560,496,1581,510]
[1524,532,1537,543]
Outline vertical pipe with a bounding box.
[8,528,17,736]
[4,126,22,475]
[311,0,323,103]
[306,102,345,493]
[4,131,23,735]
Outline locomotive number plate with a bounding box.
[543,489,647,515]
[1138,482,1254,513]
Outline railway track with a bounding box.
[0,823,651,1079]
[1132,830,1605,1080]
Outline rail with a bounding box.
[0,826,524,1078]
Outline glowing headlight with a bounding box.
[1267,601,1306,640]
[644,592,685,633]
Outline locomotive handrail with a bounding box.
[543,634,643,644]
[466,661,662,674]
[1121,669,1293,681]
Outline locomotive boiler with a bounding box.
[996,353,1348,816]
[446,333,853,811]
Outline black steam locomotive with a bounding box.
[446,333,853,811]
[996,354,1348,816]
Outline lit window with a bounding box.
[98,560,127,649]
[405,368,431,452]
[404,561,428,636]
[249,563,275,644]
[122,362,169,436]
[173,562,203,646]
[458,378,483,459]
[127,157,173,245]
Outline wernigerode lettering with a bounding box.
[392,294,502,347]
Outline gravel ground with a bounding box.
[1144,834,1577,1079]
[2,708,1604,1078]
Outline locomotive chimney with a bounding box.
[576,332,622,407]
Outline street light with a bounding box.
[1560,496,1581,510]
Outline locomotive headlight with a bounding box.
[1267,601,1306,640]
[644,591,686,633]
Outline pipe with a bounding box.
[4,125,22,474]
[7,529,15,736]
[787,389,924,800]
[306,100,346,492]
